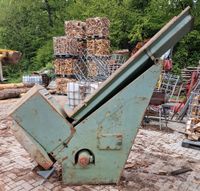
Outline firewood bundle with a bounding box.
[87,39,110,56]
[54,58,77,76]
[86,17,110,38]
[186,94,200,140]
[56,78,76,94]
[53,36,86,56]
[87,61,98,77]
[53,17,112,82]
[65,21,86,39]
[186,118,200,141]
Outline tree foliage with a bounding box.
[0,0,199,80]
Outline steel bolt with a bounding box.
[77,151,92,167]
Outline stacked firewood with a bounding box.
[56,78,76,94]
[54,58,78,76]
[86,17,110,38]
[53,17,111,93]
[87,61,98,77]
[53,36,86,56]
[87,39,110,56]
[65,21,86,39]
[86,17,110,56]
[186,94,200,140]
[85,17,110,77]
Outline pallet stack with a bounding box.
[86,17,110,56]
[86,17,110,77]
[53,17,112,94]
[53,20,88,94]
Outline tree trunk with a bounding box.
[44,0,53,27]
[0,89,21,100]
[0,83,33,90]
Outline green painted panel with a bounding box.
[11,89,72,153]
[70,8,193,123]
[60,64,161,184]
[97,133,123,150]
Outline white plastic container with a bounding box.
[67,81,101,109]
[22,75,43,85]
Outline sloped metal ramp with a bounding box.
[9,7,193,185]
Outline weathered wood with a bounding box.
[0,50,22,65]
[65,20,86,39]
[170,168,192,176]
[0,83,32,90]
[86,17,110,38]
[0,89,21,100]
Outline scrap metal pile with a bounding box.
[144,62,200,130]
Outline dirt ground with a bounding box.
[1,98,200,191]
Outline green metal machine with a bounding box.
[9,7,193,185]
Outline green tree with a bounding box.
[0,0,199,80]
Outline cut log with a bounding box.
[0,83,32,90]
[169,168,192,176]
[0,89,21,100]
[65,20,86,39]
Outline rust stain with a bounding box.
[137,96,148,101]
[116,134,123,138]
[61,156,68,162]
[35,150,53,170]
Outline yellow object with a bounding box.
[156,74,163,90]
[0,49,22,81]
